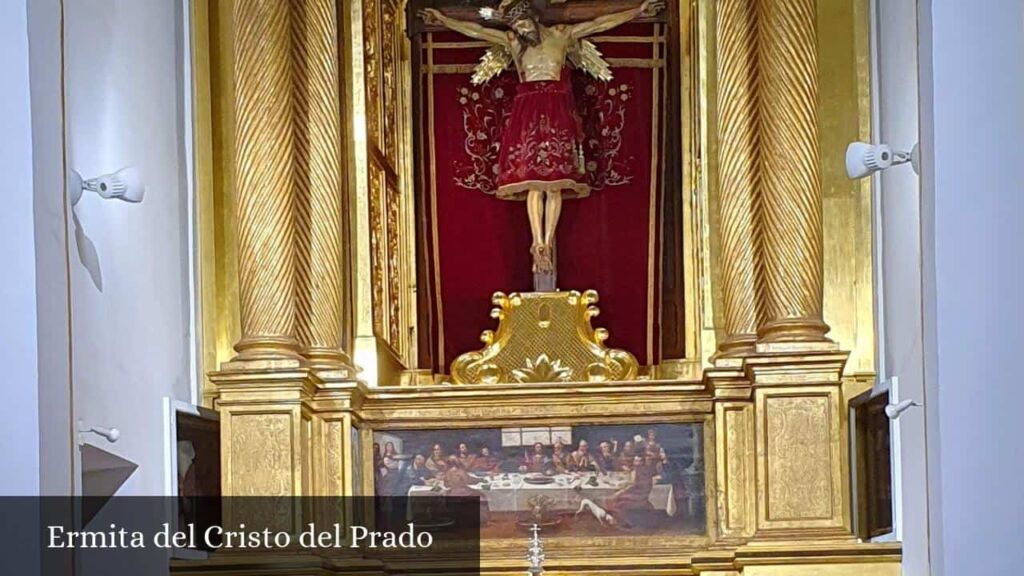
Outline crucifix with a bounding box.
[527,523,545,575]
[420,0,664,291]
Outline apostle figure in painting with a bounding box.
[616,439,638,471]
[456,442,478,470]
[425,443,450,475]
[472,446,502,474]
[653,447,677,486]
[389,454,432,497]
[444,456,491,524]
[372,442,383,487]
[420,0,664,289]
[640,428,661,457]
[605,454,656,527]
[595,440,617,472]
[551,440,571,473]
[569,439,602,472]
[376,441,401,488]
[382,441,400,471]
[574,454,657,529]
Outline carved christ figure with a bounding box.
[420,0,664,287]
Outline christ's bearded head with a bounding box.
[502,0,541,47]
[512,16,541,47]
[483,0,542,48]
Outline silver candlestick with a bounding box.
[527,524,545,575]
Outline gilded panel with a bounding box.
[302,414,313,497]
[818,0,875,376]
[362,0,383,149]
[357,0,412,367]
[314,417,349,524]
[226,411,294,496]
[323,419,346,494]
[368,160,387,336]
[757,391,843,527]
[381,0,401,166]
[765,396,832,520]
[716,402,754,537]
[385,181,403,350]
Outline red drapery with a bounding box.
[419,24,665,374]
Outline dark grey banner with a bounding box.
[0,497,481,576]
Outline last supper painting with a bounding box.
[373,423,707,538]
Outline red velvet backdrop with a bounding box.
[420,25,665,374]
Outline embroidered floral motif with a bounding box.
[575,80,635,191]
[451,73,636,194]
[502,114,580,182]
[452,76,516,194]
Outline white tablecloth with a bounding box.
[408,472,676,516]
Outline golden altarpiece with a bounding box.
[183,0,896,573]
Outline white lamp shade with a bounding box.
[846,142,894,180]
[84,166,145,203]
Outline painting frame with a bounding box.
[371,421,709,540]
[352,393,718,563]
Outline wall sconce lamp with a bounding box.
[68,166,145,206]
[845,142,920,180]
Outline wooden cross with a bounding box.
[413,0,662,31]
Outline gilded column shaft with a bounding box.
[755,0,830,342]
[715,0,760,357]
[292,0,354,371]
[232,0,301,359]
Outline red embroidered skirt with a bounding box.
[496,69,590,200]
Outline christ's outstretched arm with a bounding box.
[419,8,509,46]
[569,0,665,39]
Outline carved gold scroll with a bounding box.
[450,291,639,385]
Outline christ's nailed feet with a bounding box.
[531,243,554,273]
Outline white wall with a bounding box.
[28,0,76,498]
[0,0,41,496]
[64,0,195,496]
[870,0,930,573]
[918,1,1024,574]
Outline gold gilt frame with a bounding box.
[188,0,895,573]
[354,382,718,573]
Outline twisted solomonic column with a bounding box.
[231,0,302,362]
[715,0,761,358]
[755,0,831,344]
[291,0,355,372]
